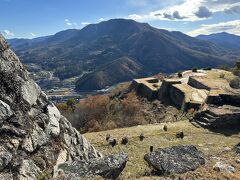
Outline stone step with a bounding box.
[191,121,201,128]
[200,117,216,123]
[205,110,218,117]
[194,120,211,127]
[203,113,218,119]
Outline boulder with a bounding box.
[0,100,13,122]
[234,143,240,154]
[213,161,235,173]
[46,104,61,136]
[121,136,128,145]
[144,145,205,175]
[54,152,128,179]
[21,80,41,106]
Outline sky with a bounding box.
[1,0,240,38]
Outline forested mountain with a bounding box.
[8,19,238,90]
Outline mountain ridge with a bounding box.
[196,32,240,50]
[7,19,239,91]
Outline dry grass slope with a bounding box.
[85,121,240,179]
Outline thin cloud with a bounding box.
[30,32,36,37]
[128,0,206,22]
[187,20,240,36]
[127,0,240,22]
[3,30,14,36]
[224,5,240,14]
[81,22,91,26]
[65,19,73,26]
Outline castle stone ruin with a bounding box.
[131,69,240,127]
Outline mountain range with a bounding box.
[7,19,240,91]
[196,32,240,50]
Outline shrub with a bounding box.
[229,77,240,89]
[56,90,148,133]
[235,60,240,69]
[219,73,225,78]
[66,98,78,112]
[233,68,240,77]
[177,72,183,78]
[56,103,68,111]
[192,67,198,72]
[218,64,230,71]
[203,67,212,70]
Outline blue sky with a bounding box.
[1,0,240,38]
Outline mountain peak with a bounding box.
[7,20,234,91]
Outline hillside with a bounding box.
[196,32,240,50]
[8,19,238,91]
[76,57,148,90]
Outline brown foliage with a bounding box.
[57,91,144,133]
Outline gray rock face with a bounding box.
[54,152,128,179]
[0,146,12,171]
[0,34,102,179]
[144,145,205,175]
[0,34,8,52]
[18,160,41,180]
[46,103,61,136]
[21,79,41,106]
[0,100,13,121]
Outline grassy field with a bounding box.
[85,120,240,179]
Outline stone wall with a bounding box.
[168,85,185,110]
[131,79,159,101]
[158,79,181,103]
[188,77,211,91]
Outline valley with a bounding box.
[8,19,240,93]
[1,0,240,179]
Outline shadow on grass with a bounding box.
[205,124,240,137]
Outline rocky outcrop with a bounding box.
[0,34,102,179]
[144,145,205,175]
[54,152,128,179]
